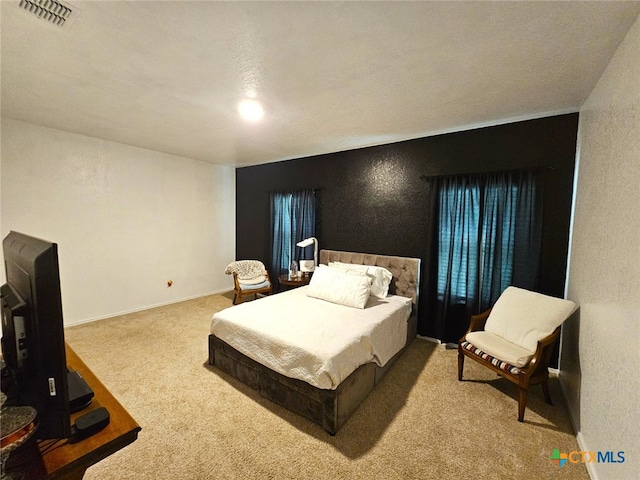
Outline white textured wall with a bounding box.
[563,14,639,480]
[1,118,236,325]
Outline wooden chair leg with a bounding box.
[457,351,464,381]
[517,387,528,422]
[541,379,553,405]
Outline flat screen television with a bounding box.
[1,231,71,439]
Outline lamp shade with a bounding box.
[296,238,315,248]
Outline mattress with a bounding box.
[210,286,412,390]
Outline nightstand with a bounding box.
[278,274,311,291]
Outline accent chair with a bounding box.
[224,260,272,305]
[458,286,576,422]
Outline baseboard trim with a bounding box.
[64,288,232,327]
[416,334,442,344]
[575,431,598,480]
[558,372,598,479]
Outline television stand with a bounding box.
[5,344,141,480]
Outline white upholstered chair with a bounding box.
[458,286,576,422]
[225,260,272,305]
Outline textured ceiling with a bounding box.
[2,1,639,167]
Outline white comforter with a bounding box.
[210,286,412,390]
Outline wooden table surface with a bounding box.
[278,274,311,287]
[34,344,141,479]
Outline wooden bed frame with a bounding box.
[208,249,421,435]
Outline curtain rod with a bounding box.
[419,165,557,182]
[267,187,320,194]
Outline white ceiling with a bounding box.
[2,1,639,167]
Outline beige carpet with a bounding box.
[64,293,589,479]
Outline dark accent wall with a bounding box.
[236,114,578,337]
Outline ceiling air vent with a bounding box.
[18,0,80,29]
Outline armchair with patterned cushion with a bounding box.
[225,260,272,305]
[458,286,576,422]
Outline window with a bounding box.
[435,170,541,316]
[437,176,480,304]
[270,189,316,275]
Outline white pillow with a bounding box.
[328,262,393,298]
[307,265,372,308]
[485,286,577,353]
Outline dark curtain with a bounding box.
[270,191,289,276]
[425,170,542,343]
[479,171,542,311]
[291,190,316,263]
[269,189,316,276]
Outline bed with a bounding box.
[208,249,421,435]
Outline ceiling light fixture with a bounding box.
[238,99,264,122]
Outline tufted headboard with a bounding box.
[319,250,421,310]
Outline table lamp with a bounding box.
[296,237,318,272]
